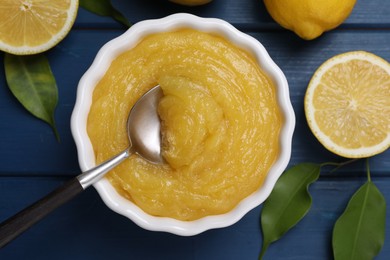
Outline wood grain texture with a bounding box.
[0,0,389,259]
[0,178,83,248]
[0,177,389,259]
[74,0,390,28]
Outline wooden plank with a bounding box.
[74,0,390,29]
[0,1,388,259]
[0,177,389,259]
[0,30,389,176]
[0,31,123,176]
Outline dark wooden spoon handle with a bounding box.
[0,178,83,248]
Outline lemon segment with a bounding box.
[305,51,390,158]
[0,0,78,55]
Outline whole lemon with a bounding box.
[169,0,212,6]
[263,0,356,40]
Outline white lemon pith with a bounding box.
[0,0,78,55]
[305,51,390,158]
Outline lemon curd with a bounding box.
[87,29,282,221]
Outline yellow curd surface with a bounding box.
[87,29,282,220]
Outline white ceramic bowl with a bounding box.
[71,13,295,236]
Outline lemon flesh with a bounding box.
[264,0,356,40]
[87,29,282,220]
[0,0,78,55]
[305,51,390,158]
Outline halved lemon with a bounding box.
[0,0,78,55]
[305,51,390,158]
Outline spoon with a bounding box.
[0,85,164,248]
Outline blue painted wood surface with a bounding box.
[0,0,389,259]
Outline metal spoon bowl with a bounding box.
[77,85,164,188]
[0,85,164,248]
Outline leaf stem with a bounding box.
[320,159,359,173]
[259,243,268,260]
[366,158,371,182]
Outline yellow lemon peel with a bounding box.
[264,0,357,40]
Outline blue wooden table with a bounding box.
[1,1,389,259]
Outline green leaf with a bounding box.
[332,180,386,259]
[4,53,60,140]
[80,0,131,27]
[259,163,321,259]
